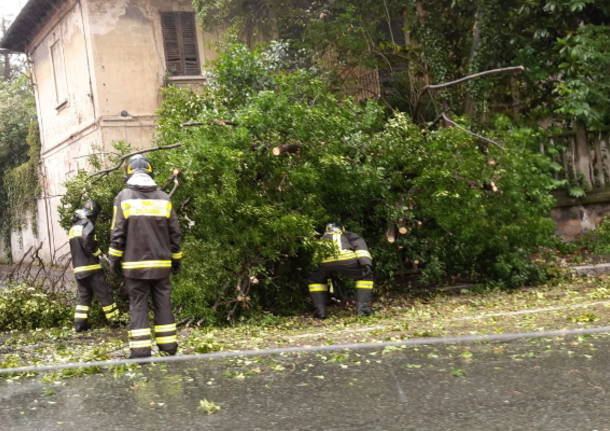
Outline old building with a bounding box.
[1,0,221,263]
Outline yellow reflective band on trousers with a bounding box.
[122,260,172,269]
[73,264,102,273]
[108,247,123,257]
[74,312,88,319]
[128,328,151,337]
[172,251,183,260]
[121,199,172,219]
[356,280,374,289]
[68,225,83,239]
[92,249,102,257]
[75,305,90,311]
[308,283,328,292]
[154,323,176,332]
[129,340,152,349]
[155,336,177,344]
[105,309,119,319]
[103,303,119,319]
[102,303,117,312]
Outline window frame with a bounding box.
[49,37,68,109]
[160,11,202,77]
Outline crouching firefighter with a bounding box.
[68,200,120,331]
[108,154,182,359]
[307,223,374,319]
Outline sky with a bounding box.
[0,0,27,22]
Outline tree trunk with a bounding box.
[464,5,482,117]
[574,121,592,190]
[1,18,10,81]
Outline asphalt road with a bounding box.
[1,332,608,430]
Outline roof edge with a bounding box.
[0,0,65,52]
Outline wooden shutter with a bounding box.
[161,12,201,76]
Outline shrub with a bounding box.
[0,283,72,331]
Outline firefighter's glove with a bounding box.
[109,257,122,276]
[361,264,373,278]
[172,259,182,275]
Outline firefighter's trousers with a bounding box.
[307,258,374,318]
[74,271,119,331]
[126,277,177,358]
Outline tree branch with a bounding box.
[423,66,525,91]
[88,143,183,180]
[441,113,505,151]
[272,143,301,156]
[181,119,238,128]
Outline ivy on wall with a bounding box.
[4,121,41,234]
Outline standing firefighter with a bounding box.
[108,154,182,359]
[307,223,374,319]
[68,200,120,331]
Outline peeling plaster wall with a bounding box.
[24,128,104,262]
[16,0,99,263]
[9,210,45,263]
[29,0,97,156]
[12,0,219,264]
[84,0,206,121]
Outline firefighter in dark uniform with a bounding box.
[68,200,120,332]
[108,155,182,359]
[308,223,374,319]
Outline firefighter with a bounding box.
[307,223,374,319]
[108,154,182,359]
[68,200,120,332]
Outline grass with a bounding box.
[1,275,609,380]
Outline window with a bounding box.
[50,40,67,106]
[160,12,201,76]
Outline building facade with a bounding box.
[1,0,220,263]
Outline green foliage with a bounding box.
[4,122,41,232]
[577,217,610,256]
[0,74,37,251]
[151,43,557,324]
[57,43,558,325]
[59,142,132,252]
[367,114,556,287]
[0,283,72,331]
[194,0,610,131]
[554,25,610,130]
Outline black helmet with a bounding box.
[82,200,101,219]
[74,199,100,221]
[125,154,153,178]
[325,222,343,234]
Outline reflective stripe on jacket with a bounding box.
[68,219,102,280]
[320,231,372,266]
[109,182,182,279]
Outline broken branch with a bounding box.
[272,143,301,156]
[423,66,525,91]
[441,113,505,151]
[181,119,238,128]
[89,143,183,180]
[386,224,397,243]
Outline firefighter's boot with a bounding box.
[355,287,373,316]
[310,291,328,319]
[74,320,90,332]
[74,304,90,332]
